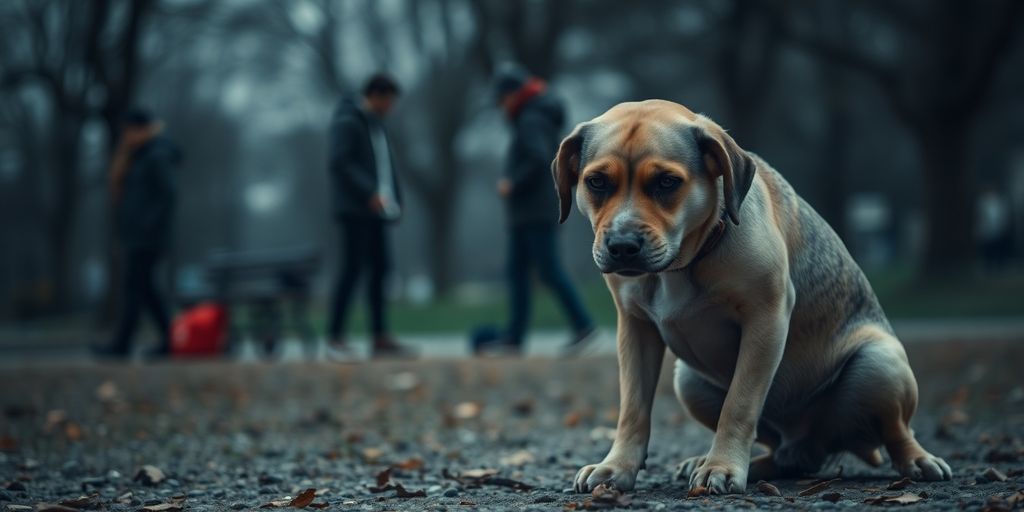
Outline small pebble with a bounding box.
[443,488,459,497]
[230,503,248,510]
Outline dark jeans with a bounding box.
[111,248,171,354]
[507,224,593,345]
[328,218,390,340]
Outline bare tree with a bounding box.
[781,1,1024,277]
[1,0,156,311]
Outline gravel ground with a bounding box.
[1,339,1023,511]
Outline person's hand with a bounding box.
[497,178,513,198]
[369,194,385,214]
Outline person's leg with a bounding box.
[108,250,146,355]
[366,220,415,357]
[138,249,172,354]
[529,225,594,334]
[506,225,533,347]
[327,220,368,344]
[366,219,390,338]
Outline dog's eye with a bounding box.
[657,175,683,191]
[586,175,608,191]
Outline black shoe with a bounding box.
[560,326,599,357]
[142,345,171,362]
[91,343,130,361]
[372,336,418,360]
[475,339,522,357]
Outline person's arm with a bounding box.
[135,152,177,237]
[506,109,558,190]
[329,114,377,206]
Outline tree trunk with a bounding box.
[916,121,975,279]
[817,65,851,245]
[47,118,83,313]
[426,196,456,297]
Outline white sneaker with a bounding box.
[560,327,601,358]
[325,343,361,363]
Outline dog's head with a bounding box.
[552,100,755,276]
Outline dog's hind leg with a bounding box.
[816,328,952,480]
[672,361,789,482]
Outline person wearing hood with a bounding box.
[482,65,597,355]
[325,73,415,361]
[94,108,181,359]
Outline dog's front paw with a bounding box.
[895,452,953,481]
[574,461,638,493]
[688,457,747,495]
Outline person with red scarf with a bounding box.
[480,65,596,355]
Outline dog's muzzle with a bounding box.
[598,232,659,276]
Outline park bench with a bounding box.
[180,245,320,356]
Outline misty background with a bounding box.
[2,0,1023,339]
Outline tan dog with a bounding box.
[554,100,951,494]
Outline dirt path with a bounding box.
[1,340,1022,511]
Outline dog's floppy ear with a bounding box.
[693,119,755,225]
[552,122,589,224]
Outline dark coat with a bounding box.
[116,136,180,251]
[504,92,565,226]
[328,98,402,220]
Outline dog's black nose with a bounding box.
[606,234,644,261]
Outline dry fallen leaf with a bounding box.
[798,477,840,497]
[392,457,425,471]
[563,411,583,428]
[982,467,1008,482]
[140,504,184,512]
[499,450,535,467]
[453,402,481,420]
[756,480,782,497]
[864,492,925,506]
[393,483,427,498]
[1006,490,1024,507]
[887,477,912,490]
[591,483,631,507]
[63,422,83,441]
[460,468,499,479]
[133,465,166,486]
[0,436,16,452]
[58,493,100,509]
[288,488,316,508]
[33,504,78,512]
[96,381,119,402]
[369,468,394,493]
[361,447,384,464]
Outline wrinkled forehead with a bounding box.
[580,107,703,172]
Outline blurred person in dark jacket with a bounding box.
[325,73,415,361]
[94,109,180,360]
[480,65,596,355]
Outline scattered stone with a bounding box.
[134,466,166,487]
[443,488,459,498]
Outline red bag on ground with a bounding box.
[171,302,228,357]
